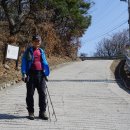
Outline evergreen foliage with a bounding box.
[1,0,92,58]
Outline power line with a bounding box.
[85,20,128,43]
[91,1,127,28]
[95,9,127,30]
[89,0,112,15]
[93,0,118,24]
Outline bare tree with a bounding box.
[94,29,129,57]
[1,0,30,35]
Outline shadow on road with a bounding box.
[0,114,26,120]
[114,60,130,94]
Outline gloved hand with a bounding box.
[43,73,48,82]
[44,76,48,82]
[22,74,27,83]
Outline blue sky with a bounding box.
[78,0,128,56]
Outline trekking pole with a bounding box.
[45,77,57,122]
[46,91,51,121]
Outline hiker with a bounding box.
[21,34,50,120]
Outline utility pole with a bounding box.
[128,0,130,44]
[121,0,130,44]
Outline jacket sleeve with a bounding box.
[41,50,50,76]
[21,50,27,76]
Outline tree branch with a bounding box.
[1,0,15,26]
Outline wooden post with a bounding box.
[3,43,7,64]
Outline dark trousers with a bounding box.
[26,70,46,113]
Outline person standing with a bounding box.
[21,34,50,120]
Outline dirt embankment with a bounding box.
[111,59,130,90]
[0,55,75,89]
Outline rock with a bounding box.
[2,84,6,89]
[6,83,11,87]
[17,66,21,71]
[11,81,16,85]
[0,86,3,90]
[4,64,10,70]
[18,76,22,81]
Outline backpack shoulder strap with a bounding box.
[25,46,33,61]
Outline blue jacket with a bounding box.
[21,47,50,76]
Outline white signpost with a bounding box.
[6,44,19,60]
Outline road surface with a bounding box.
[0,60,130,130]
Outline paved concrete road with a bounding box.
[0,60,130,130]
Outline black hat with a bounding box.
[32,34,41,41]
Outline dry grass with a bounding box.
[0,56,74,84]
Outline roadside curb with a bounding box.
[0,80,16,91]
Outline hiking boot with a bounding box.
[28,112,35,120]
[39,111,48,120]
